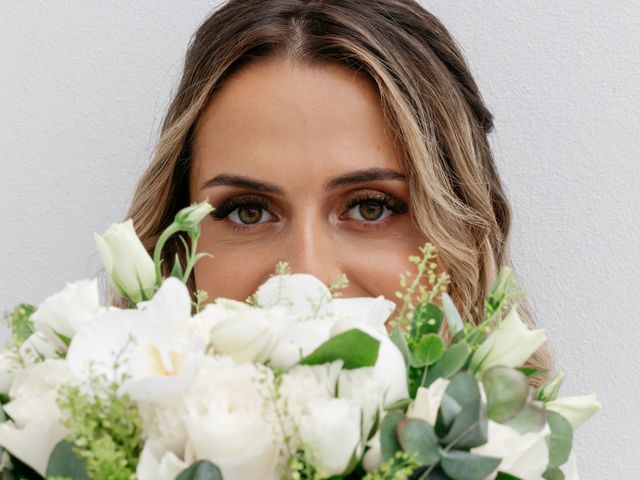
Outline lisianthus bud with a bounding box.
[546,393,601,429]
[536,371,565,402]
[174,201,213,232]
[94,219,156,304]
[470,306,547,373]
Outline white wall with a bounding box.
[1,1,638,476]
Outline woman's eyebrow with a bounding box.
[323,167,406,190]
[200,174,284,194]
[200,168,406,193]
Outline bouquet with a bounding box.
[0,201,600,480]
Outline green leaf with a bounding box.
[425,341,470,387]
[46,440,90,480]
[380,411,404,462]
[504,401,547,434]
[8,304,36,344]
[482,366,529,423]
[542,466,566,479]
[298,329,380,369]
[411,303,443,338]
[176,461,223,480]
[390,325,410,366]
[441,293,464,337]
[518,367,549,378]
[384,397,412,412]
[546,411,573,468]
[496,473,523,479]
[440,450,501,480]
[170,253,185,279]
[438,372,488,449]
[411,334,444,368]
[397,418,441,466]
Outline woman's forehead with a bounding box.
[190,57,404,193]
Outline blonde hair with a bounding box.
[109,0,552,382]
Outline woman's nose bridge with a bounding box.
[284,207,339,281]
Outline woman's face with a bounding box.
[189,57,428,316]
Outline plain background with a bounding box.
[1,1,639,476]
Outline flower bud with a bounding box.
[94,219,156,304]
[174,201,213,232]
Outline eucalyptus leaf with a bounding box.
[46,440,89,480]
[482,366,529,423]
[441,293,463,337]
[542,466,565,480]
[176,461,223,480]
[425,341,471,387]
[411,334,444,368]
[546,411,573,468]
[390,325,411,366]
[298,329,380,369]
[504,401,547,434]
[438,372,488,449]
[397,418,441,466]
[440,450,501,480]
[380,410,404,462]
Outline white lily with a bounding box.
[67,277,204,402]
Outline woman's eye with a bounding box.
[345,199,393,222]
[228,205,274,225]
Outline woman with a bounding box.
[112,0,552,380]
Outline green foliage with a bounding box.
[5,304,36,346]
[545,412,573,469]
[298,329,380,370]
[482,366,529,423]
[46,440,89,479]
[362,451,419,480]
[390,244,450,331]
[55,377,143,480]
[175,461,223,480]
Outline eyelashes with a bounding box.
[210,191,408,230]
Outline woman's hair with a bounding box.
[109,0,552,381]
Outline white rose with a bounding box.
[137,439,190,480]
[94,219,156,304]
[0,359,73,477]
[269,318,334,370]
[470,306,547,373]
[546,393,601,430]
[254,273,334,319]
[182,357,280,480]
[338,367,387,440]
[297,397,362,476]
[471,421,551,479]
[204,302,295,364]
[278,361,344,432]
[31,278,103,350]
[362,427,383,472]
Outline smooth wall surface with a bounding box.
[1,1,638,476]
